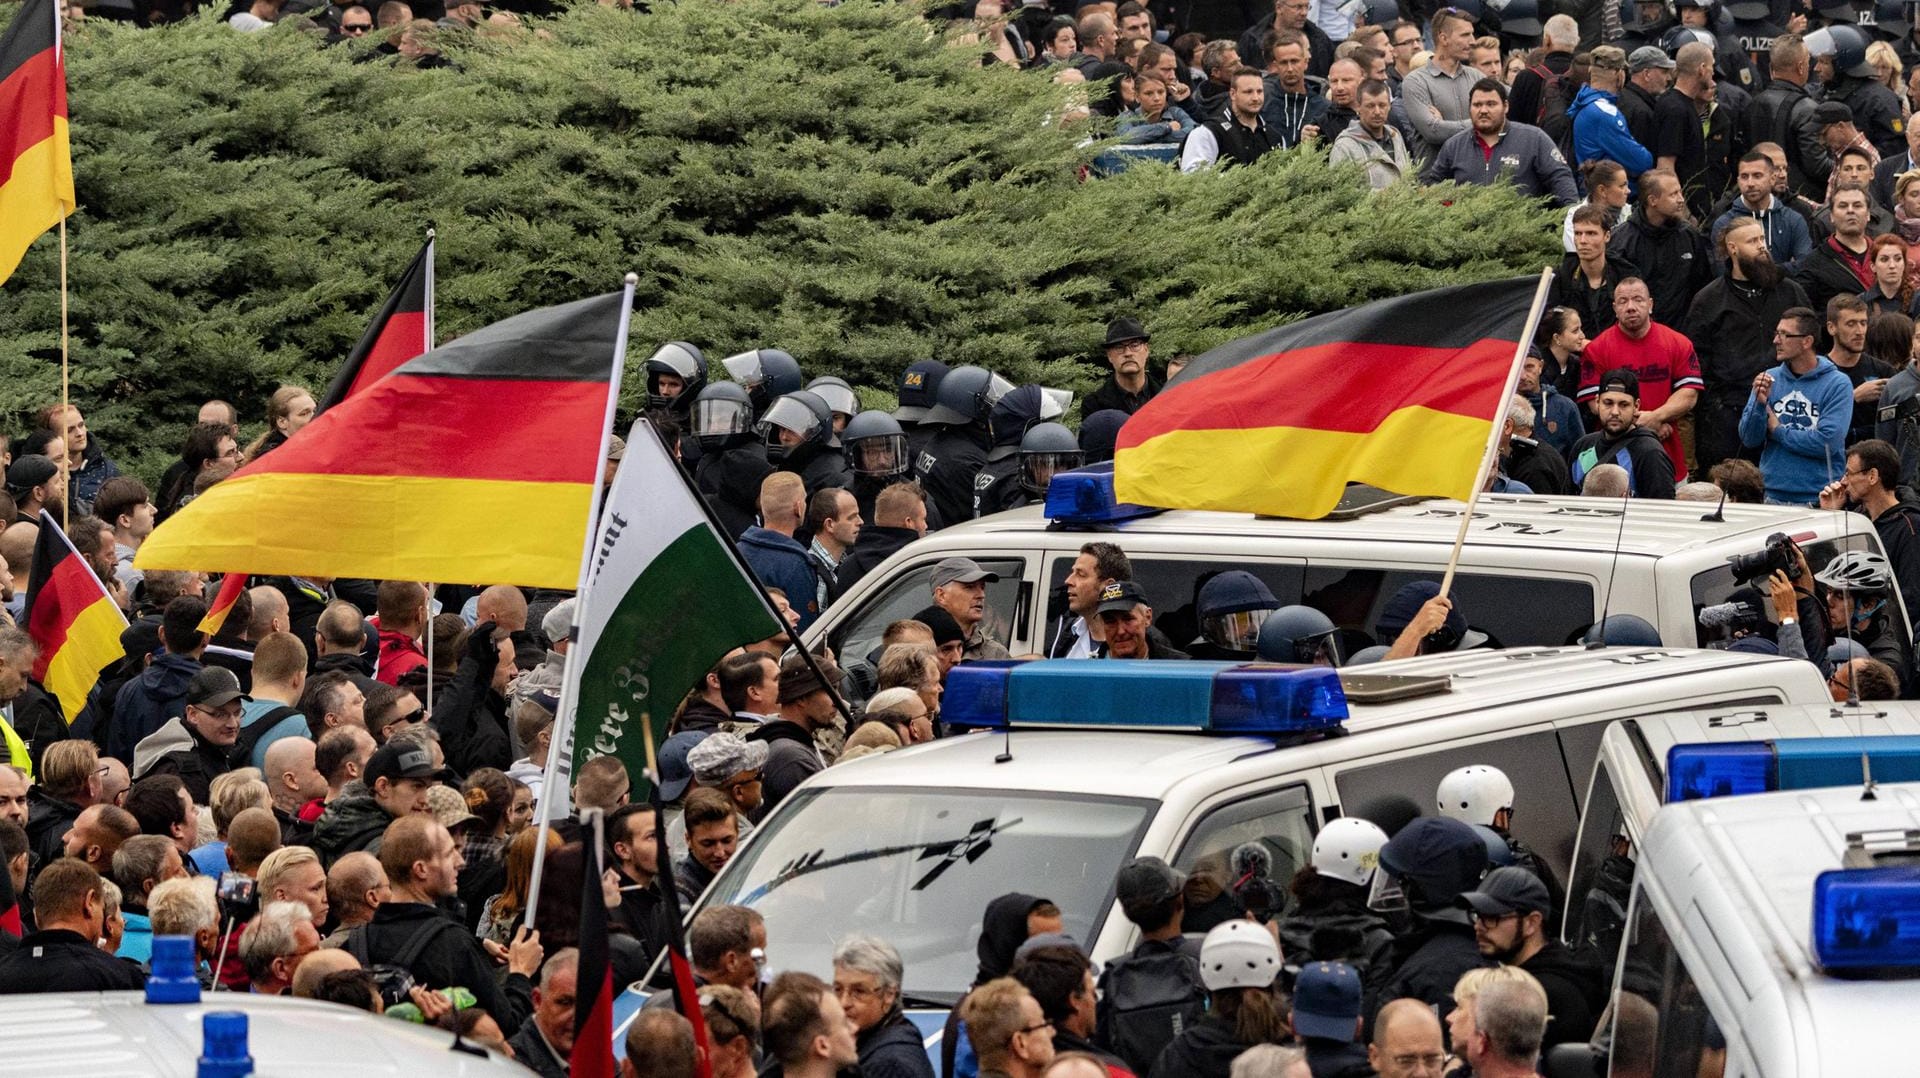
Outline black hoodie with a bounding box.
[941,893,1047,1077]
[1147,1013,1254,1078]
[1568,425,1677,499]
[1521,940,1607,1048]
[836,525,921,595]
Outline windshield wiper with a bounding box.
[738,816,1024,903]
[897,991,962,1009]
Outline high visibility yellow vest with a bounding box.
[0,718,29,778]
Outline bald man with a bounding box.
[474,586,528,634]
[1369,999,1447,1078]
[291,945,361,999]
[248,587,291,641]
[263,737,326,845]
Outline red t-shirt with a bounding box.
[1577,321,1704,481]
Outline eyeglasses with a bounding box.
[341,21,371,30]
[1773,331,1812,339]
[834,982,883,1001]
[1017,1019,1055,1035]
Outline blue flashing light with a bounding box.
[1665,742,1773,803]
[1044,463,1161,526]
[940,659,1349,734]
[1812,865,1920,973]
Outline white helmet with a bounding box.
[1436,765,1515,826]
[1198,919,1281,992]
[1312,817,1390,887]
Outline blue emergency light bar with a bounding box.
[1665,737,1920,803]
[1812,865,1920,973]
[943,659,1348,735]
[1044,463,1162,526]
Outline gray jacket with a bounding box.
[1329,119,1412,189]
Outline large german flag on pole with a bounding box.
[0,0,75,286]
[1115,276,1549,520]
[23,511,127,726]
[321,232,435,410]
[135,291,628,589]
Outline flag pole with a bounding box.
[423,227,437,717]
[525,272,635,931]
[1437,267,1555,599]
[58,216,70,535]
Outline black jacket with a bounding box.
[1793,235,1875,317]
[1619,81,1660,150]
[672,697,733,736]
[1507,436,1573,495]
[1548,252,1638,340]
[611,866,667,961]
[1083,373,1163,416]
[1570,426,1677,499]
[1374,914,1493,1028]
[857,1011,936,1078]
[1305,1037,1374,1078]
[1277,899,1397,997]
[140,722,238,805]
[1148,1013,1255,1078]
[507,1022,568,1078]
[311,795,395,866]
[1522,940,1608,1048]
[1746,78,1829,197]
[917,426,992,534]
[1683,272,1810,466]
[695,440,775,540]
[10,680,67,775]
[1607,211,1713,328]
[836,526,920,596]
[429,645,512,776]
[745,719,822,814]
[0,928,148,993]
[1235,12,1332,78]
[786,443,855,499]
[24,788,82,867]
[1875,502,1920,635]
[356,901,533,1035]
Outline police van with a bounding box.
[1564,779,1920,1078]
[673,646,1829,1015]
[809,466,1908,664]
[5,990,530,1076]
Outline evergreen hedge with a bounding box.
[0,0,1561,484]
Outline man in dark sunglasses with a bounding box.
[335,3,372,34]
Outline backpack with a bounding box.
[344,914,463,1009]
[1094,939,1209,1075]
[230,704,301,771]
[1532,61,1579,169]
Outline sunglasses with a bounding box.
[341,22,371,31]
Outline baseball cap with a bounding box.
[606,435,626,461]
[687,731,770,787]
[1458,865,1553,917]
[186,666,249,709]
[5,455,57,497]
[1813,100,1854,128]
[425,784,482,831]
[656,730,703,801]
[1094,580,1149,617]
[1115,856,1187,915]
[1291,962,1363,1041]
[1628,45,1676,72]
[1596,367,1641,399]
[365,742,438,786]
[930,557,999,589]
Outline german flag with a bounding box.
[197,572,248,637]
[321,234,434,410]
[0,0,75,286]
[23,511,127,727]
[136,291,627,590]
[1115,278,1542,520]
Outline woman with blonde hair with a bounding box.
[476,825,560,947]
[1868,40,1907,114]
[243,385,317,462]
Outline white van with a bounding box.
[811,471,1907,666]
[685,646,1829,1006]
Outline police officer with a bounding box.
[892,359,949,469]
[719,347,804,420]
[915,365,1010,530]
[691,381,775,540]
[1187,571,1280,659]
[759,389,853,497]
[645,341,708,464]
[1435,764,1567,920]
[804,376,861,436]
[1255,605,1346,665]
[1277,817,1395,992]
[979,420,1082,517]
[972,385,1071,518]
[1808,24,1906,156]
[840,410,913,525]
[1619,0,1677,52]
[1724,0,1785,85]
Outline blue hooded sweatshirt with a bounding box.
[736,526,821,633]
[1569,84,1652,178]
[1737,356,1854,505]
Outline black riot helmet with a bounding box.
[758,390,835,461]
[806,376,862,433]
[924,365,1015,427]
[644,342,707,413]
[1256,604,1345,666]
[893,360,949,426]
[691,381,757,451]
[721,348,804,416]
[987,385,1075,459]
[842,410,910,480]
[1018,422,1083,495]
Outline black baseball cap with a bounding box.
[1095,580,1149,617]
[1458,865,1553,917]
[1115,856,1186,914]
[1596,367,1641,399]
[186,667,248,709]
[365,742,438,785]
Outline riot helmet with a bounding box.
[893,359,949,424]
[806,376,861,434]
[987,385,1074,458]
[924,365,1015,427]
[720,348,804,415]
[691,381,756,450]
[644,342,707,413]
[842,410,910,480]
[1255,604,1344,666]
[757,390,834,461]
[1018,422,1082,495]
[1197,571,1281,655]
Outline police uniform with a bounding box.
[916,426,991,532]
[1835,75,1907,158]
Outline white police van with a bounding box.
[1574,778,1920,1077]
[810,466,1906,663]
[680,646,1829,1011]
[4,991,529,1076]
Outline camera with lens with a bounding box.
[1728,532,1801,585]
[215,872,258,924]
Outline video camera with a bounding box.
[1728,532,1801,586]
[215,872,258,925]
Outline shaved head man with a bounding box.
[475,586,528,633]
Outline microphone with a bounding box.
[1698,601,1758,629]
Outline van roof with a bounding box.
[1625,703,1920,770]
[947,494,1850,559]
[1642,782,1920,1066]
[817,646,1816,800]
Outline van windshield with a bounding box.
[701,786,1155,1002]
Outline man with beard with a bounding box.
[6,456,65,525]
[1084,318,1160,415]
[1422,80,1578,206]
[1823,296,1892,447]
[1687,217,1810,470]
[1569,369,1679,498]
[1607,169,1712,328]
[1578,278,1702,484]
[1794,183,1877,314]
[1458,867,1605,1051]
[1712,150,1812,273]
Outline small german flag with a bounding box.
[197,572,248,637]
[321,234,434,410]
[23,511,127,727]
[0,0,76,286]
[136,291,627,590]
[1115,278,1540,520]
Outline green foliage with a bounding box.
[0,0,1560,485]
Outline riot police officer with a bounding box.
[691,381,775,540]
[841,410,914,525]
[1255,605,1346,665]
[1808,24,1905,155]
[978,420,1082,516]
[915,365,1011,529]
[720,347,804,419]
[891,359,949,470]
[645,341,708,464]
[1187,571,1281,659]
[805,375,861,436]
[972,385,1071,518]
[759,389,853,497]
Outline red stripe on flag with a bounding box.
[198,573,248,637]
[24,551,110,682]
[0,48,62,195]
[342,309,429,401]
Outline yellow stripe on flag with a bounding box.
[1113,407,1494,520]
[0,117,75,284]
[43,595,123,726]
[136,472,595,589]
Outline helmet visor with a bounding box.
[693,397,751,438]
[757,397,821,450]
[811,383,860,418]
[1037,387,1074,421]
[1296,627,1343,667]
[849,432,909,478]
[984,373,1016,411]
[1022,450,1083,493]
[721,351,767,388]
[647,343,701,380]
[1202,609,1272,653]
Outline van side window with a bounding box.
[1564,758,1635,957]
[1171,785,1315,923]
[829,557,1026,666]
[1044,556,1304,658]
[1608,891,1726,1078]
[1301,567,1596,652]
[1691,535,1911,656]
